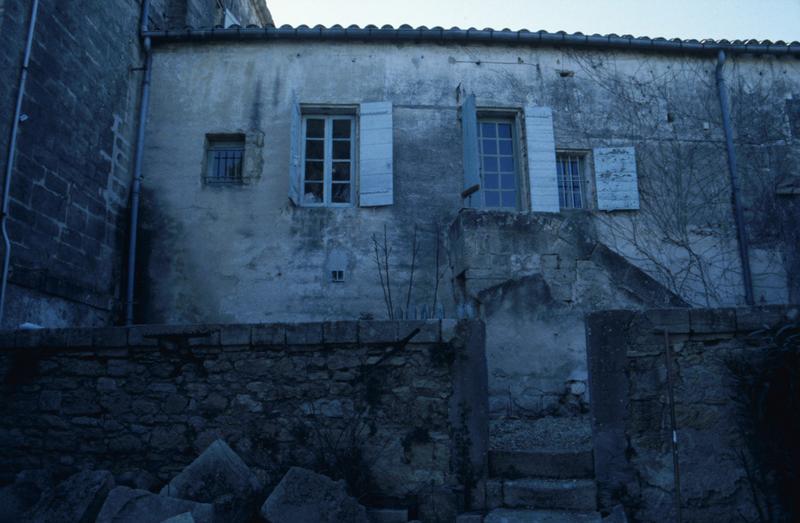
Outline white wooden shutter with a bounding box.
[359,102,393,207]
[525,106,560,213]
[288,101,302,206]
[461,94,481,208]
[594,146,640,210]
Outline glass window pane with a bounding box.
[484,173,499,190]
[480,123,496,138]
[501,173,516,189]
[332,162,350,181]
[499,157,514,172]
[333,119,351,138]
[497,124,512,138]
[305,161,323,181]
[332,183,351,203]
[304,183,323,204]
[499,140,513,155]
[572,191,583,209]
[482,139,497,155]
[306,139,324,159]
[502,190,516,208]
[333,140,351,160]
[306,119,324,138]
[484,191,500,207]
[483,156,498,172]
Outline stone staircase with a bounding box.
[483,417,602,523]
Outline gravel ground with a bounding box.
[490,415,593,452]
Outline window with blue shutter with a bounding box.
[461,94,481,208]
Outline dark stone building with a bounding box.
[0,0,272,328]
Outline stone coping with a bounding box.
[0,319,471,350]
[588,305,798,335]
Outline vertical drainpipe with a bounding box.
[715,50,755,306]
[0,0,40,326]
[125,0,152,325]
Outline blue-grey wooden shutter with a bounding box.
[461,94,481,208]
[359,102,394,207]
[594,146,640,210]
[288,101,302,206]
[525,106,560,213]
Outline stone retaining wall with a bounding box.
[587,305,796,522]
[0,320,487,508]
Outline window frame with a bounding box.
[555,150,594,211]
[204,134,246,185]
[300,113,357,207]
[477,114,523,211]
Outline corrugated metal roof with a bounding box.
[143,23,800,56]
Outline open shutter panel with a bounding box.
[525,106,560,213]
[359,102,394,207]
[288,101,302,206]
[594,146,640,210]
[461,94,481,208]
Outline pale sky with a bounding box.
[265,0,800,42]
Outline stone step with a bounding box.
[485,508,602,523]
[489,449,594,479]
[501,478,597,511]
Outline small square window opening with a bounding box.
[206,136,245,184]
[331,270,346,283]
[556,153,588,209]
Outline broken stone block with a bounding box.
[603,504,628,522]
[368,507,409,522]
[159,439,262,523]
[161,513,196,523]
[260,467,369,523]
[27,469,114,523]
[96,486,213,523]
[0,469,54,523]
[116,469,160,492]
[417,487,460,523]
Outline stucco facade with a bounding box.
[138,36,799,416]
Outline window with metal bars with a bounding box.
[556,153,587,209]
[206,138,245,184]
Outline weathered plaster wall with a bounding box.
[587,305,796,521]
[451,210,687,418]
[0,319,487,510]
[141,40,800,328]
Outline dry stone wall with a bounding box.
[587,305,796,522]
[0,319,488,506]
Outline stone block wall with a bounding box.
[587,305,796,522]
[0,319,488,508]
[0,0,150,328]
[449,209,686,419]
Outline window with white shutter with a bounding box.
[359,102,394,207]
[289,102,394,208]
[524,106,560,213]
[593,146,640,210]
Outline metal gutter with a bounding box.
[142,25,800,57]
[0,0,40,326]
[125,0,152,326]
[716,50,755,306]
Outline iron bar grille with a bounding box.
[556,153,585,209]
[207,145,244,183]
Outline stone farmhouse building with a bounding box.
[1,0,799,521]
